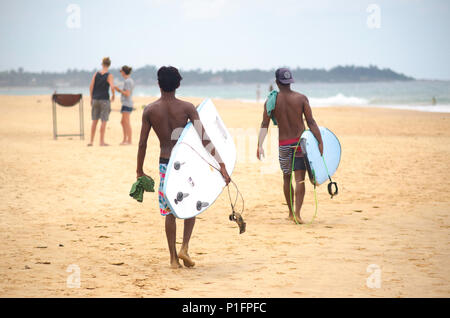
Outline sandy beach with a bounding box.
[0,95,449,297]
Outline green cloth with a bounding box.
[266,90,278,125]
[129,175,155,202]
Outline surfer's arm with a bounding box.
[186,104,220,161]
[136,109,152,178]
[257,101,270,160]
[186,104,230,184]
[303,97,324,155]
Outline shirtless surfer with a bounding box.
[257,68,323,223]
[136,66,231,268]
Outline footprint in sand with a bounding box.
[110,262,124,266]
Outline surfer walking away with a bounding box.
[136,66,231,268]
[257,68,323,223]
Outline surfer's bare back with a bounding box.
[136,66,230,269]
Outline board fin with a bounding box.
[196,201,209,211]
[174,192,189,204]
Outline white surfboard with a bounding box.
[163,99,236,219]
[300,127,341,186]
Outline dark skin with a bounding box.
[257,81,323,223]
[137,89,231,269]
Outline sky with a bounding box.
[0,0,449,80]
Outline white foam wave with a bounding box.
[309,93,369,106]
[377,104,450,113]
[238,93,370,106]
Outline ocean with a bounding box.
[1,80,449,113]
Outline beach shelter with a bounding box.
[52,93,84,140]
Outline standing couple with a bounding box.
[88,57,134,146]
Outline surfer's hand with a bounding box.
[319,142,324,156]
[257,146,264,160]
[219,164,231,185]
[136,171,149,179]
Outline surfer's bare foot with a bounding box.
[293,215,305,224]
[120,141,131,145]
[100,143,110,147]
[170,259,182,269]
[178,249,195,268]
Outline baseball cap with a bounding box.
[275,68,294,84]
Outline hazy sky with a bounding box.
[0,0,449,79]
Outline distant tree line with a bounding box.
[0,65,413,87]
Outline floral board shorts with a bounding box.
[158,159,172,216]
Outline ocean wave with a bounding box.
[309,93,369,106]
[238,93,370,106]
[238,94,450,113]
[377,104,450,113]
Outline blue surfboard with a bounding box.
[300,127,341,186]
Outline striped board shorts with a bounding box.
[158,161,172,216]
[279,138,306,175]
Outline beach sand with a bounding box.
[0,95,449,297]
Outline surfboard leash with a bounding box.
[321,157,339,199]
[179,141,246,234]
[227,179,246,234]
[289,137,318,226]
